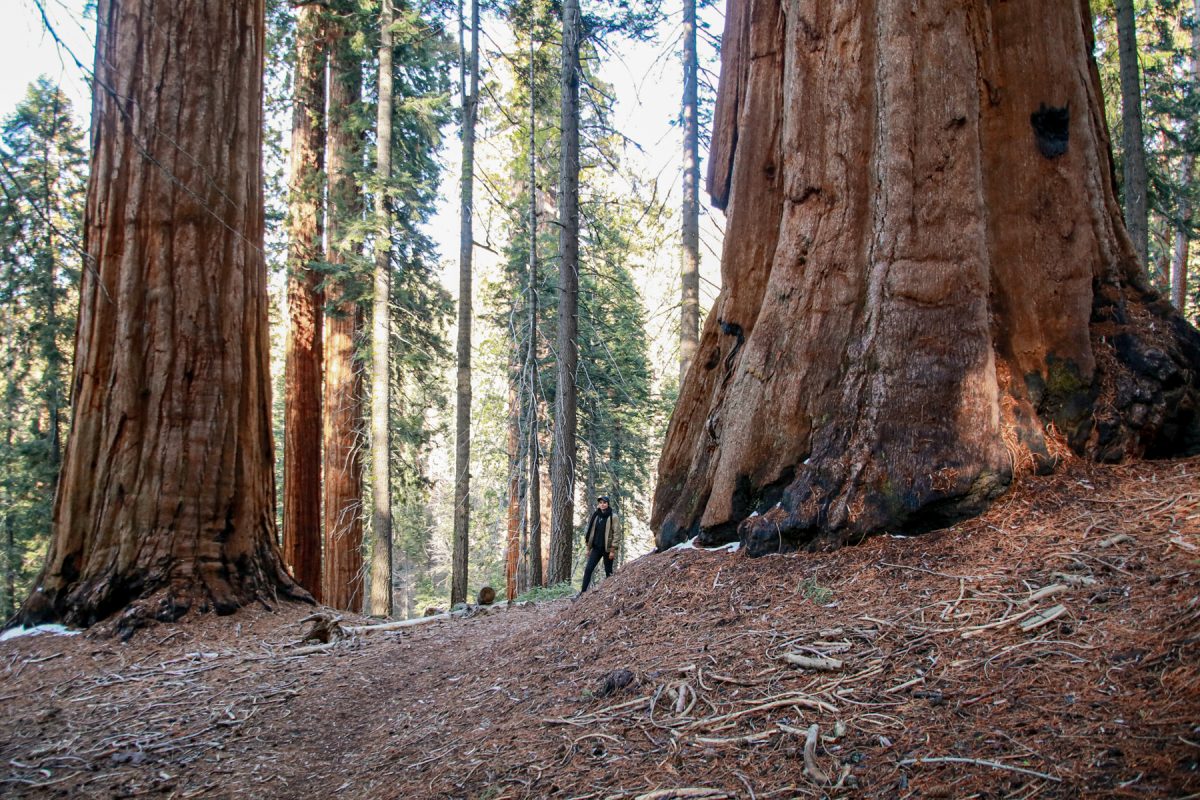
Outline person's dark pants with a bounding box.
[580,545,613,592]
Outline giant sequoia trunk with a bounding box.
[283,3,326,602]
[653,0,1200,556]
[323,7,365,611]
[15,0,308,628]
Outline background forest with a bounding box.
[0,0,1196,620]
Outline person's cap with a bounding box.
[598,495,609,503]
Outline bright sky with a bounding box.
[0,1,94,123]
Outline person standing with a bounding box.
[580,496,620,593]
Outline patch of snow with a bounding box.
[0,624,79,643]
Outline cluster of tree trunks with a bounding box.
[15,0,307,629]
[653,0,1200,557]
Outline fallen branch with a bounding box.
[1017,604,1068,632]
[883,676,924,694]
[345,609,468,634]
[1025,584,1068,603]
[694,731,776,746]
[635,789,729,800]
[802,724,831,784]
[686,693,837,730]
[900,756,1061,782]
[283,642,339,657]
[783,653,843,671]
[960,606,1039,638]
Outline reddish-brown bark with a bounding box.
[322,8,365,612]
[283,3,326,602]
[15,0,308,630]
[655,0,1200,555]
[549,0,582,585]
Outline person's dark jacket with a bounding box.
[584,509,621,555]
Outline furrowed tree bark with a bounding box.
[612,431,624,567]
[1115,0,1149,267]
[680,0,701,383]
[369,0,395,618]
[549,0,581,585]
[14,0,309,630]
[451,0,480,607]
[323,4,365,612]
[653,0,1200,557]
[283,2,326,602]
[525,32,544,589]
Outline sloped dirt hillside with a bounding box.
[2,457,1197,799]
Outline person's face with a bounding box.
[598,499,609,510]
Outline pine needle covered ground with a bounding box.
[2,457,1198,798]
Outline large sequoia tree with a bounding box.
[13,0,308,628]
[653,0,1200,556]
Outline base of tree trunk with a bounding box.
[652,0,1200,559]
[658,280,1200,559]
[13,540,312,639]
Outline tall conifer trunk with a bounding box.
[369,0,395,617]
[283,3,326,601]
[505,374,521,600]
[451,0,480,607]
[15,0,308,629]
[549,0,581,585]
[3,409,13,619]
[323,4,366,611]
[1115,0,1149,267]
[680,0,701,382]
[655,0,1200,556]
[39,90,66,474]
[525,34,544,588]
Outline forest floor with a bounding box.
[1,457,1198,799]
